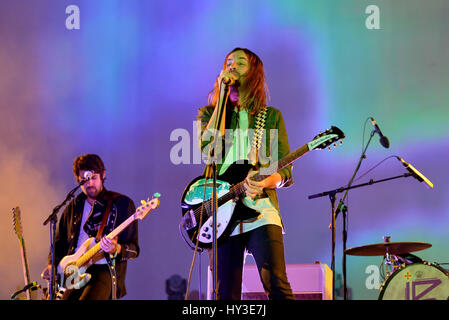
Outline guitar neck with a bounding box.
[76,214,137,267]
[254,143,310,181]
[214,143,311,206]
[277,143,310,172]
[18,237,31,300]
[197,126,344,215]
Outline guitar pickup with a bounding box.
[181,209,197,230]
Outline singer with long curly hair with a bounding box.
[197,47,294,300]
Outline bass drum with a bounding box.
[379,262,449,300]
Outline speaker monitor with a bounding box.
[207,263,332,300]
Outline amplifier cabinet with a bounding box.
[241,263,333,300]
[207,263,332,300]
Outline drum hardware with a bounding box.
[384,252,400,278]
[345,238,449,299]
[344,240,432,257]
[378,254,410,284]
[346,238,432,280]
[396,252,424,265]
[383,236,395,278]
[345,237,432,278]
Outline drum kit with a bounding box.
[345,236,449,300]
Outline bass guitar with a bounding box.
[180,126,345,248]
[54,194,160,299]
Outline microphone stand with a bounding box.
[43,179,87,300]
[204,80,230,300]
[308,130,376,300]
[308,172,414,299]
[309,132,417,300]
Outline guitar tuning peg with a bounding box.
[334,143,338,147]
[340,140,343,144]
[141,200,146,205]
[328,147,332,151]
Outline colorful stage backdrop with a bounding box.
[1,0,448,300]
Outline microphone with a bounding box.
[370,117,390,148]
[396,156,433,189]
[84,171,93,181]
[80,171,93,185]
[222,76,235,86]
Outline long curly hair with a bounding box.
[208,48,269,115]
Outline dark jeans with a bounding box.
[209,224,294,300]
[67,264,112,300]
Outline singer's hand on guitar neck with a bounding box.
[244,170,283,200]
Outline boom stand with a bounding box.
[309,137,414,299]
[43,180,86,300]
[309,131,376,300]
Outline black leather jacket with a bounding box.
[48,187,139,299]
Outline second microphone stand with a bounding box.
[309,130,376,300]
[309,131,418,300]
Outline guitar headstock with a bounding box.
[309,126,346,151]
[12,206,23,239]
[135,193,161,220]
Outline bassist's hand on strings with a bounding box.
[100,236,121,255]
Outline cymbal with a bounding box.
[345,241,432,256]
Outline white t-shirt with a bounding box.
[218,108,283,236]
[75,200,108,265]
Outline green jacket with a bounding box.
[197,104,293,214]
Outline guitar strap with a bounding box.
[239,106,268,234]
[249,105,267,165]
[95,194,119,241]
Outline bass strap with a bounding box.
[95,194,119,241]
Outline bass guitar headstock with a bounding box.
[135,193,161,220]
